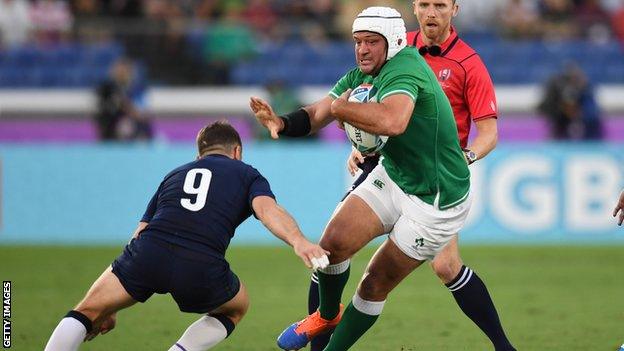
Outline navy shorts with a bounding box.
[111,235,240,313]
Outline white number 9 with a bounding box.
[181,168,212,211]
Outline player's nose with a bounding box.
[426,6,436,18]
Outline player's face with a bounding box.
[413,0,458,42]
[353,32,388,76]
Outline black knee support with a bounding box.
[211,313,235,337]
[65,310,93,333]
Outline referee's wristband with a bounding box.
[278,109,311,137]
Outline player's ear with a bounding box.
[234,145,242,161]
[452,2,459,17]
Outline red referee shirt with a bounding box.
[407,27,497,148]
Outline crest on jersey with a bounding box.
[438,69,452,81]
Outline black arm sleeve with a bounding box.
[278,108,311,137]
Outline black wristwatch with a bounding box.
[463,149,477,165]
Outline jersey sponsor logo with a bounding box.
[438,68,452,82]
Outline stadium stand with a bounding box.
[1,0,622,88]
[1,38,621,88]
[0,0,622,143]
[230,38,624,86]
[0,42,147,87]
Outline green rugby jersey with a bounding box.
[329,46,470,209]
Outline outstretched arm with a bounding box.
[252,196,329,269]
[249,96,335,138]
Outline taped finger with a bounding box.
[319,255,329,269]
[311,257,319,271]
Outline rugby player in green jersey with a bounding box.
[251,6,471,350]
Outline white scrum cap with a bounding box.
[352,6,407,60]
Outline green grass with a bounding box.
[1,245,623,350]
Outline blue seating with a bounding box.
[82,43,123,66]
[0,38,622,87]
[0,42,124,87]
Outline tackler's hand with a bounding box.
[292,238,330,271]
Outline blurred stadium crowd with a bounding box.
[0,0,622,143]
[0,0,623,87]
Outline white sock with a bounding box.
[352,293,386,316]
[318,259,350,275]
[44,317,87,351]
[169,316,228,351]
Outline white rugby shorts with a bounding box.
[351,164,471,261]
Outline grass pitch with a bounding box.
[1,245,623,350]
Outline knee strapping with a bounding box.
[210,314,235,337]
[65,310,93,334]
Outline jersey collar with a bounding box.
[415,26,459,57]
[201,153,231,160]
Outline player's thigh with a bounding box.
[348,164,401,232]
[357,239,425,301]
[75,266,137,323]
[209,282,249,325]
[320,193,386,262]
[321,165,400,260]
[430,236,464,283]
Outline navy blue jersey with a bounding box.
[140,154,274,257]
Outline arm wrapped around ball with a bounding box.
[278,109,311,137]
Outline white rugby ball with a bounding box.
[344,84,388,154]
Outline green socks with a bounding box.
[316,260,387,351]
[323,298,384,351]
[317,260,350,320]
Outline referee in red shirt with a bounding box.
[309,1,516,350]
